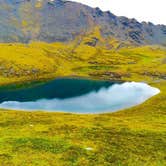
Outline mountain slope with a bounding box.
[0,0,166,45]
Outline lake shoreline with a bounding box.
[0,78,160,114]
[0,75,125,88]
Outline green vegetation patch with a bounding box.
[13,137,71,154]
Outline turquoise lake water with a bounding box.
[0,78,160,113]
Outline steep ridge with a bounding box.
[0,0,166,45]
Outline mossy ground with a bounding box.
[0,41,165,165]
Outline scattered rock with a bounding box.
[89,71,127,80]
[85,147,93,151]
[142,71,166,80]
[85,37,99,47]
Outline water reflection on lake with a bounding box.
[0,78,160,113]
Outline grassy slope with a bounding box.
[0,39,166,165]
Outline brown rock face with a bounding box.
[0,0,166,45]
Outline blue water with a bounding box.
[0,78,160,113]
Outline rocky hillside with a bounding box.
[1,0,166,45]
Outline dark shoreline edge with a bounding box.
[0,75,125,90]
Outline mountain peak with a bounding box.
[0,0,166,45]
